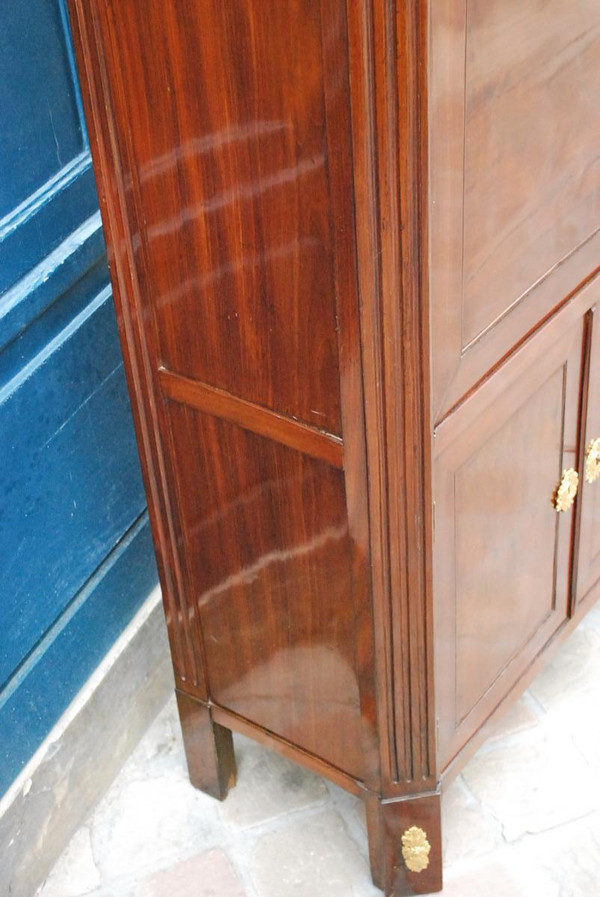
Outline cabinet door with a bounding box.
[430,0,600,421]
[434,311,585,769]
[574,304,600,606]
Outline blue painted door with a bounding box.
[0,0,158,794]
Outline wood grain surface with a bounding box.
[93,0,344,433]
[430,0,600,420]
[66,0,600,893]
[434,303,585,767]
[68,0,380,788]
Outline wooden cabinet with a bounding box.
[67,0,600,894]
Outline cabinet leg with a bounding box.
[175,690,236,800]
[365,790,442,896]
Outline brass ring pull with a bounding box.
[585,438,600,484]
[555,468,579,512]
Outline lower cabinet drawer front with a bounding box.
[433,303,586,769]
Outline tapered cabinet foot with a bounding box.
[365,791,442,896]
[175,690,236,800]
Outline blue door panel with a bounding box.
[0,160,99,295]
[0,0,84,217]
[0,239,112,393]
[0,0,98,296]
[0,515,158,795]
[0,212,105,353]
[0,0,159,793]
[0,289,147,688]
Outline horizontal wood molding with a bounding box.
[209,700,366,797]
[158,368,344,469]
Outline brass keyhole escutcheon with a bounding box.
[585,438,600,484]
[401,826,431,873]
[555,468,579,512]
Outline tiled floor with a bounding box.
[38,603,600,897]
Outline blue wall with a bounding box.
[0,0,158,795]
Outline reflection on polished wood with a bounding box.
[68,0,600,892]
[163,398,370,781]
[158,368,344,468]
[98,0,343,435]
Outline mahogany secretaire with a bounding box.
[67,1,600,893]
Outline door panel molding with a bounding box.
[434,306,585,768]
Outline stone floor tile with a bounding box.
[462,726,597,842]
[133,849,246,897]
[568,715,600,773]
[528,627,600,776]
[440,853,559,897]
[529,627,600,717]
[219,735,327,829]
[480,694,540,743]
[249,809,379,897]
[442,776,503,866]
[124,699,185,783]
[39,826,100,897]
[326,781,370,860]
[580,601,600,635]
[513,815,600,897]
[89,772,222,882]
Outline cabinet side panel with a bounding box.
[164,401,369,781]
[95,0,343,434]
[69,0,377,785]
